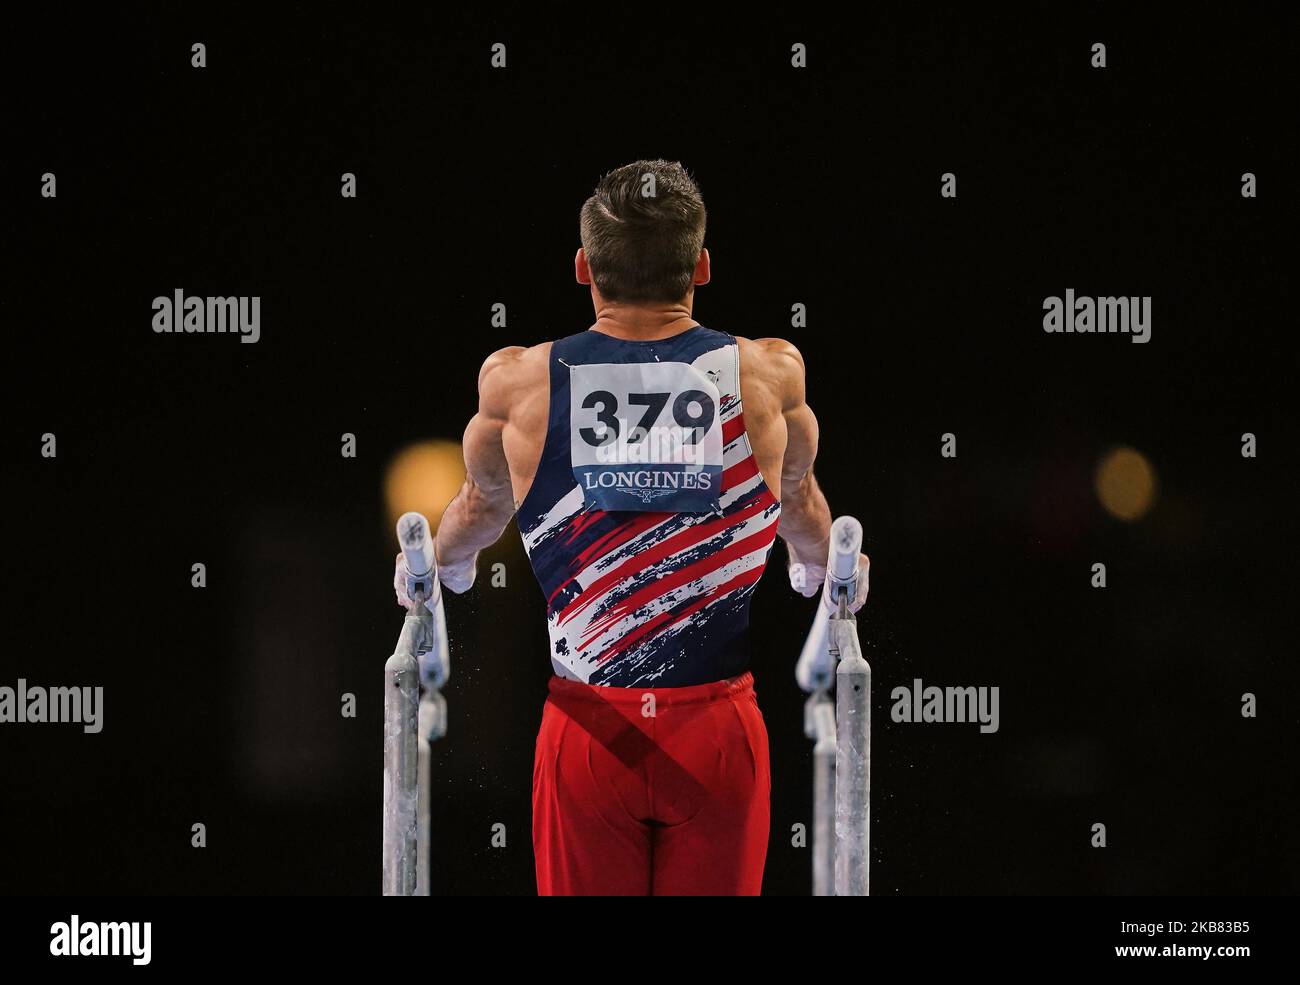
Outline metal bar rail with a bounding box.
[795,516,870,896]
[383,512,450,896]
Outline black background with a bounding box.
[4,6,1296,895]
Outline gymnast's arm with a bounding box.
[767,339,833,567]
[433,348,522,593]
[767,338,869,611]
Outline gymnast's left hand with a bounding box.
[787,548,870,614]
[434,542,478,595]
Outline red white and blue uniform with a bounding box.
[518,324,782,688]
[521,324,778,895]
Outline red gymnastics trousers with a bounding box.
[532,671,771,896]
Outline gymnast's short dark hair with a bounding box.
[579,160,707,304]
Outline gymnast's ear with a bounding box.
[575,248,593,285]
[693,248,711,287]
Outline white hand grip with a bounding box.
[826,515,863,604]
[397,511,437,580]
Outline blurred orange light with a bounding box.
[1095,447,1157,521]
[384,440,466,534]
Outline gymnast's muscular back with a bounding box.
[460,324,814,687]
